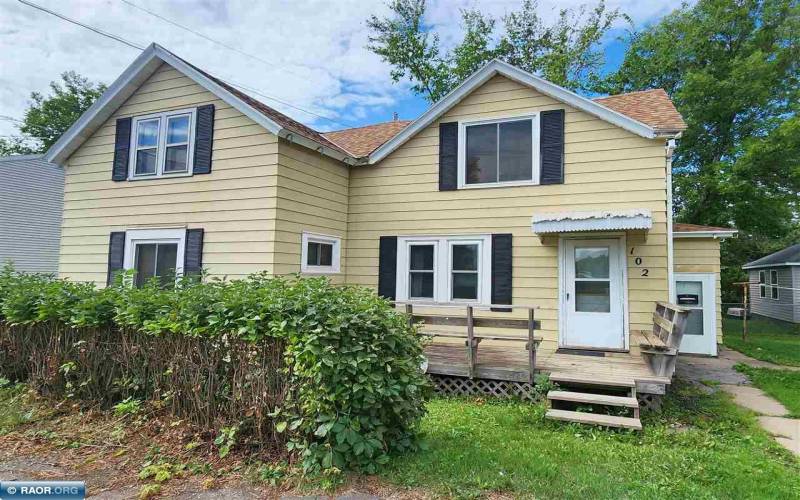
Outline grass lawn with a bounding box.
[723,316,800,366]
[736,364,800,418]
[381,382,800,499]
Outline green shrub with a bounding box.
[0,266,430,472]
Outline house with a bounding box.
[44,43,736,424]
[744,244,800,323]
[0,154,64,274]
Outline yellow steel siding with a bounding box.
[345,75,670,353]
[59,63,278,284]
[274,139,349,282]
[673,237,723,342]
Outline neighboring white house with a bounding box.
[744,244,800,324]
[0,154,64,273]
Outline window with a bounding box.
[458,115,539,188]
[130,108,195,179]
[759,271,766,298]
[301,232,341,274]
[123,228,186,287]
[573,246,610,313]
[676,280,705,336]
[409,244,435,299]
[451,243,479,300]
[770,269,779,300]
[397,236,491,303]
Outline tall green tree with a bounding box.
[602,0,800,300]
[367,0,626,102]
[0,71,106,156]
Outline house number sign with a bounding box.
[630,247,649,277]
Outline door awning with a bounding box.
[532,209,652,235]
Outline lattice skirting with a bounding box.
[430,374,537,401]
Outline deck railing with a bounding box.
[394,302,542,383]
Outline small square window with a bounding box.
[301,232,340,274]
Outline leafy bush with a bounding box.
[0,266,430,472]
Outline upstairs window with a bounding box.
[459,116,539,188]
[130,108,195,179]
[301,232,341,274]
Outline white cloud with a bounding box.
[0,0,684,140]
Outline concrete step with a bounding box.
[546,409,642,431]
[549,372,636,389]
[547,390,639,408]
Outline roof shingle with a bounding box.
[323,121,412,157]
[744,243,800,268]
[593,89,687,133]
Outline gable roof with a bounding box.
[369,59,685,164]
[743,243,800,269]
[323,120,413,157]
[46,45,687,167]
[44,43,356,166]
[673,223,737,239]
[594,89,686,134]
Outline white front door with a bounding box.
[561,238,626,349]
[674,273,717,356]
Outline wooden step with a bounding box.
[549,372,635,389]
[547,390,639,408]
[546,409,642,430]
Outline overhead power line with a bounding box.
[18,0,144,50]
[16,0,346,127]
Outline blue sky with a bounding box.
[0,1,684,139]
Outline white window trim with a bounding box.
[301,232,341,274]
[770,269,779,300]
[457,113,540,189]
[396,235,492,304]
[759,271,767,298]
[123,228,186,280]
[129,107,196,180]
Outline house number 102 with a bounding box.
[629,247,649,277]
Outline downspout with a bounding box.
[666,137,677,301]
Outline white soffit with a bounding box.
[532,209,653,234]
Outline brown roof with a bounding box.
[323,121,412,157]
[175,53,351,156]
[674,223,736,233]
[593,89,686,133]
[175,46,685,160]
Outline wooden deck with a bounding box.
[425,341,671,393]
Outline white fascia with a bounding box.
[45,43,358,166]
[369,59,669,165]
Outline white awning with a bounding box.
[532,209,652,234]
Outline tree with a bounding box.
[0,136,36,156]
[601,0,800,301]
[367,0,627,102]
[1,71,106,155]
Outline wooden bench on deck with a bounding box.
[634,301,688,378]
[399,303,543,384]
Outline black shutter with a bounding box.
[193,104,215,174]
[491,234,513,311]
[112,118,132,181]
[378,236,398,300]
[184,228,204,275]
[106,231,126,286]
[540,109,565,185]
[439,122,458,191]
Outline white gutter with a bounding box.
[673,231,737,239]
[666,138,676,300]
